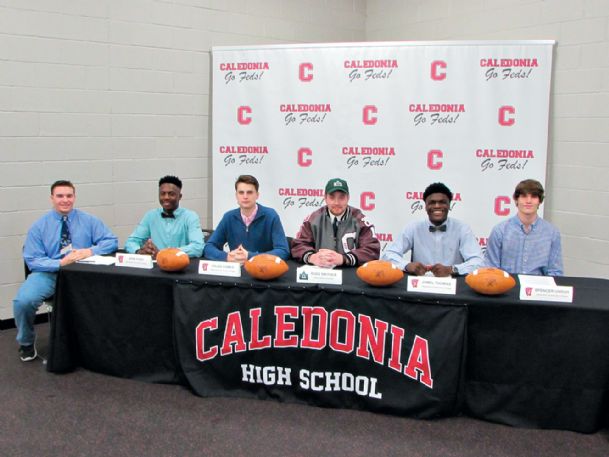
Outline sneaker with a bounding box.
[19,345,37,362]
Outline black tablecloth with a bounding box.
[47,260,609,432]
[463,277,609,431]
[173,280,467,419]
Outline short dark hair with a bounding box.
[51,180,75,194]
[423,182,453,202]
[235,175,259,192]
[159,175,182,189]
[513,179,544,203]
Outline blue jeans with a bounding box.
[13,272,57,346]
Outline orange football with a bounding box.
[465,267,516,295]
[357,260,404,287]
[156,248,190,272]
[244,254,289,280]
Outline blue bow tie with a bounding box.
[429,224,447,232]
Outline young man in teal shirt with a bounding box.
[125,175,204,258]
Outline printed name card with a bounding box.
[407,276,456,295]
[198,260,242,277]
[296,266,342,285]
[519,285,574,303]
[77,255,116,265]
[518,274,573,303]
[115,253,153,269]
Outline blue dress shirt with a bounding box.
[381,218,483,274]
[485,215,563,276]
[125,207,204,257]
[23,209,118,272]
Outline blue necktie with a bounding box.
[60,215,71,249]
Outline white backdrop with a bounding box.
[211,41,554,253]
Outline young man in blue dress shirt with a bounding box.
[485,179,563,276]
[203,175,289,264]
[14,180,118,361]
[382,182,483,276]
[125,175,204,258]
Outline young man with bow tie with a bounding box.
[382,182,483,277]
[125,175,204,258]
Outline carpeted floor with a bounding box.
[1,324,608,457]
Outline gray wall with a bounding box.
[1,0,607,319]
[0,0,365,319]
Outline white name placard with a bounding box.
[77,255,115,265]
[198,260,242,277]
[407,276,457,295]
[519,285,574,303]
[296,266,342,285]
[115,253,153,269]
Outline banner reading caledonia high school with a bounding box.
[211,41,554,252]
[174,282,467,417]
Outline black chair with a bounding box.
[286,236,294,259]
[23,260,54,364]
[202,228,214,243]
[22,261,54,311]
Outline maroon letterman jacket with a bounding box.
[290,206,380,266]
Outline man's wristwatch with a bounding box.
[451,265,459,276]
